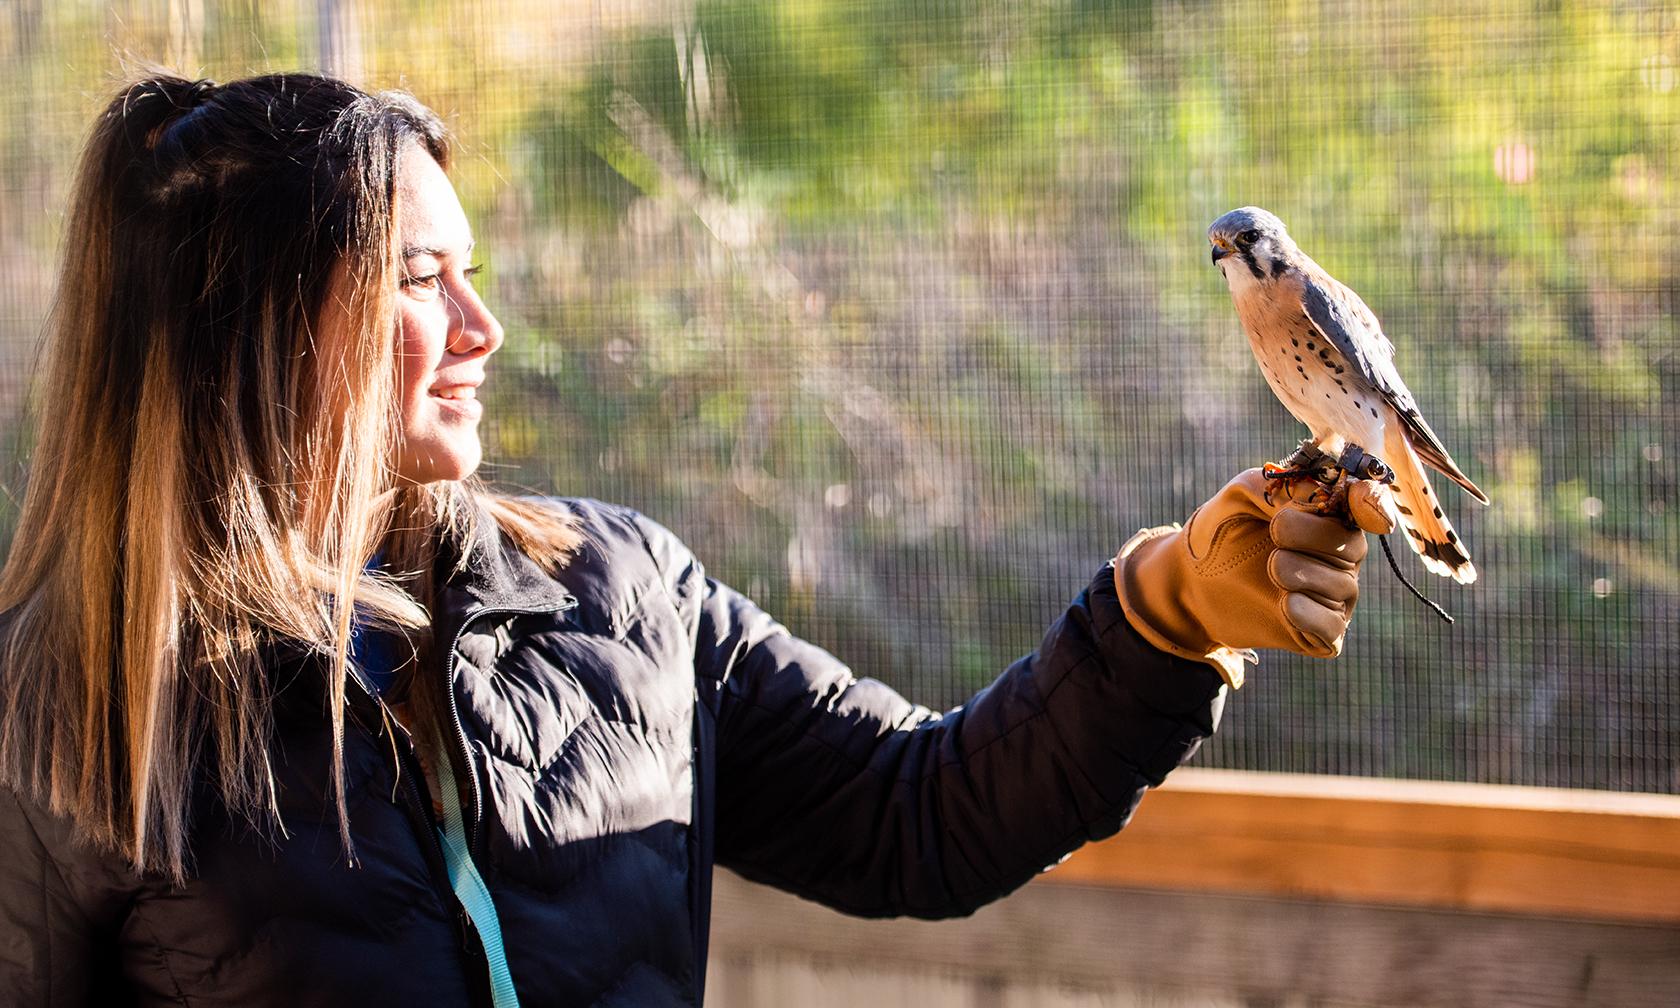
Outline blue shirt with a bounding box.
[348,555,410,697]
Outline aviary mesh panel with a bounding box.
[3,0,1674,791]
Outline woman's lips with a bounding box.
[430,384,482,418]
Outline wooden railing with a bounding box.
[1043,768,1680,923]
[707,770,1680,1006]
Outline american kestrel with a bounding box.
[1208,206,1488,584]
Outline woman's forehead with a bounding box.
[396,145,472,257]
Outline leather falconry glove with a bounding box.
[1113,469,1398,688]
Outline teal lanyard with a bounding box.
[434,733,521,1008]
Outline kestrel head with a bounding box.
[1208,206,1298,288]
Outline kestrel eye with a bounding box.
[1239,229,1261,245]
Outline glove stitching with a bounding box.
[1195,519,1273,578]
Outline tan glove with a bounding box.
[1113,469,1398,688]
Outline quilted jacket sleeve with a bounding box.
[651,509,1227,919]
[0,788,131,1005]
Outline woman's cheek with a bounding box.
[393,314,439,397]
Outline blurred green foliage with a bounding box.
[1,0,1675,791]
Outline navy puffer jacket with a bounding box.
[0,498,1225,1006]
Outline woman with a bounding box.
[0,73,1389,1006]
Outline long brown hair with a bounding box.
[0,73,579,880]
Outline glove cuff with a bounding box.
[1113,526,1254,689]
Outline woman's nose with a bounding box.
[447,282,504,357]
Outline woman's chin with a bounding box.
[393,443,482,486]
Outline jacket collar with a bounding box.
[267,496,578,711]
[432,497,578,648]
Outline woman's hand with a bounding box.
[1111,469,1398,687]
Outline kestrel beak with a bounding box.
[1210,242,1232,264]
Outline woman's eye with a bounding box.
[401,273,442,298]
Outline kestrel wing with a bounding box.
[1299,273,1404,404]
[1300,274,1489,504]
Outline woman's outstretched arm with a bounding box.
[697,558,1224,919]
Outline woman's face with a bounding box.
[390,145,504,485]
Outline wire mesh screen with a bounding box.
[3,1,1676,793]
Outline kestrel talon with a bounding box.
[1208,207,1488,584]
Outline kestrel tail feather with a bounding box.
[1396,409,1490,506]
[1383,425,1476,585]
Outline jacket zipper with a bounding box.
[344,668,451,866]
[344,595,576,1005]
[349,672,490,987]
